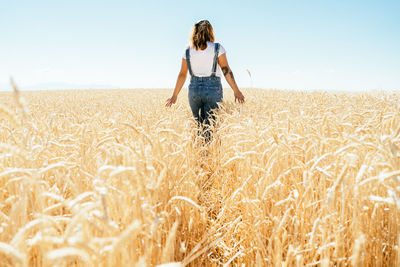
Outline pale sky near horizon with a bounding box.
[1,0,399,91]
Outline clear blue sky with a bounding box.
[1,0,399,91]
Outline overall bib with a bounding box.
[186,43,223,142]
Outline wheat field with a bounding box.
[0,87,399,266]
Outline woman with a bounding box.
[166,20,245,142]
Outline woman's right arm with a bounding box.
[218,53,245,103]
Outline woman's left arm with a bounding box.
[165,59,188,107]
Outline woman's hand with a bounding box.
[234,90,245,103]
[165,95,177,107]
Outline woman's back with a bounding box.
[183,42,226,77]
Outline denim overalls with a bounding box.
[186,43,223,142]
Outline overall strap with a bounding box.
[185,48,194,76]
[211,43,220,77]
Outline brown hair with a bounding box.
[190,20,215,50]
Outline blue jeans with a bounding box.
[188,76,223,142]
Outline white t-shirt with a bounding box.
[182,42,226,77]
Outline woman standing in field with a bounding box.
[165,20,245,142]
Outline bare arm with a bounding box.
[166,59,188,107]
[218,53,245,103]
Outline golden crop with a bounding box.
[0,88,399,266]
